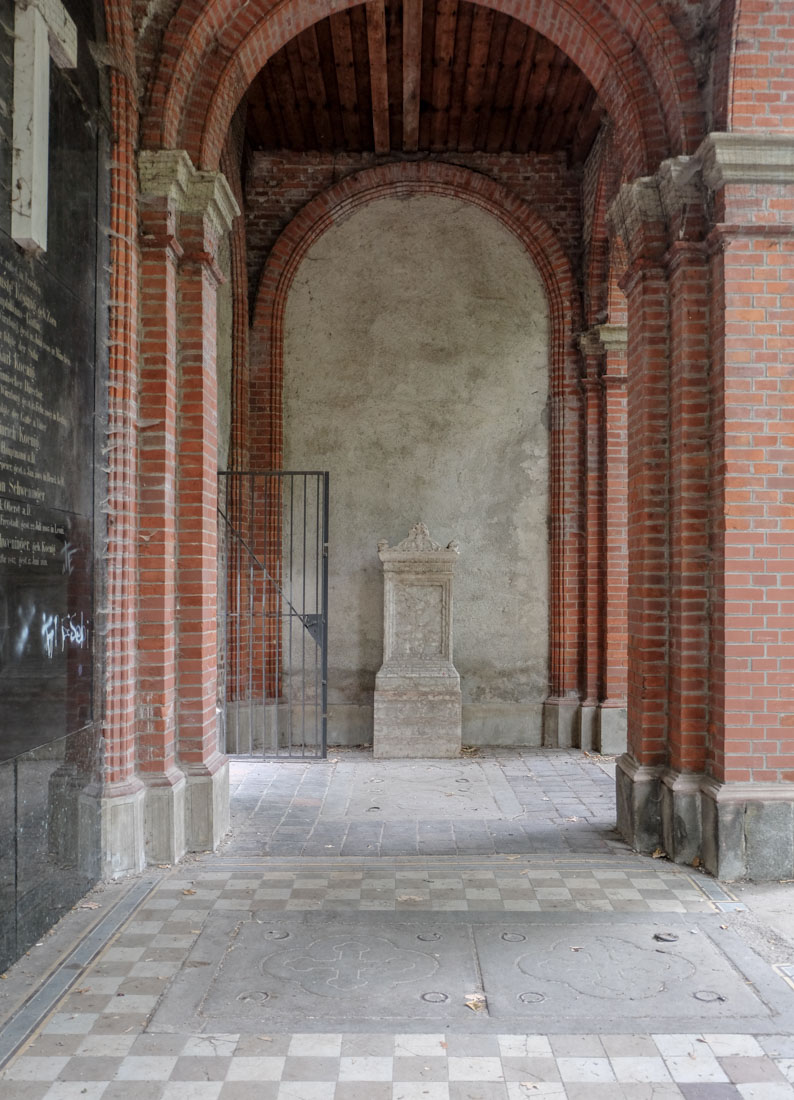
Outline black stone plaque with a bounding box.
[0,0,107,972]
[0,0,102,765]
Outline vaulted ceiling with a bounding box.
[243,0,603,161]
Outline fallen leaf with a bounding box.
[570,946,582,952]
[691,856,701,868]
[720,924,728,930]
[652,847,666,859]
[465,993,487,1011]
[190,929,201,934]
[77,902,100,910]
[397,895,424,902]
[182,889,196,896]
[74,987,91,994]
[258,1036,272,1041]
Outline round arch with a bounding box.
[141,0,702,179]
[248,159,583,705]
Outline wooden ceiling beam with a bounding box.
[366,0,391,153]
[503,26,535,152]
[402,0,423,151]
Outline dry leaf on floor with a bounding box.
[77,902,100,910]
[465,993,486,1011]
[397,895,424,902]
[182,889,196,895]
[652,847,666,859]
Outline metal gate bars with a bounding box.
[218,471,329,759]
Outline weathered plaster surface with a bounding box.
[283,194,549,744]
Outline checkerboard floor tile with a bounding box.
[5,1033,794,1098]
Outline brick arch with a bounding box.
[249,159,583,712]
[141,0,702,179]
[712,0,794,133]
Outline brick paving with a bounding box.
[3,750,794,1099]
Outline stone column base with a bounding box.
[597,704,627,755]
[185,755,230,852]
[578,702,598,752]
[543,698,579,748]
[78,779,146,880]
[144,770,187,865]
[617,755,794,880]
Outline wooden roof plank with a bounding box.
[350,5,375,150]
[298,24,334,150]
[330,9,362,150]
[457,4,494,152]
[285,36,317,148]
[430,0,459,151]
[474,11,509,150]
[484,15,525,152]
[446,0,473,150]
[418,0,436,149]
[402,0,422,151]
[268,49,306,149]
[366,0,391,153]
[503,25,536,152]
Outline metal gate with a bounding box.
[218,471,329,758]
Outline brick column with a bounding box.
[656,160,712,864]
[698,133,794,880]
[177,170,239,851]
[78,43,145,879]
[576,330,604,752]
[576,323,629,756]
[136,151,193,864]
[609,179,672,851]
[597,324,628,753]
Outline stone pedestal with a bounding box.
[374,523,461,758]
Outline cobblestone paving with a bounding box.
[3,751,794,1099]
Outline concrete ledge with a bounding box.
[144,770,187,865]
[462,703,544,747]
[185,756,230,852]
[78,780,146,880]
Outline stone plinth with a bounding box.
[374,524,461,758]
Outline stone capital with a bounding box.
[607,177,666,264]
[577,323,627,361]
[183,170,240,239]
[697,132,794,191]
[657,155,707,241]
[138,149,194,209]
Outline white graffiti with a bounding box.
[40,611,89,659]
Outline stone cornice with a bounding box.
[697,132,794,190]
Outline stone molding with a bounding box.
[697,132,794,190]
[378,521,459,559]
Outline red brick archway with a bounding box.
[141,0,702,178]
[248,159,584,727]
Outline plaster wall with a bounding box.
[282,194,550,745]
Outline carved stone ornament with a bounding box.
[378,522,459,555]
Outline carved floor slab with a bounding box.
[318,759,523,820]
[149,908,782,1035]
